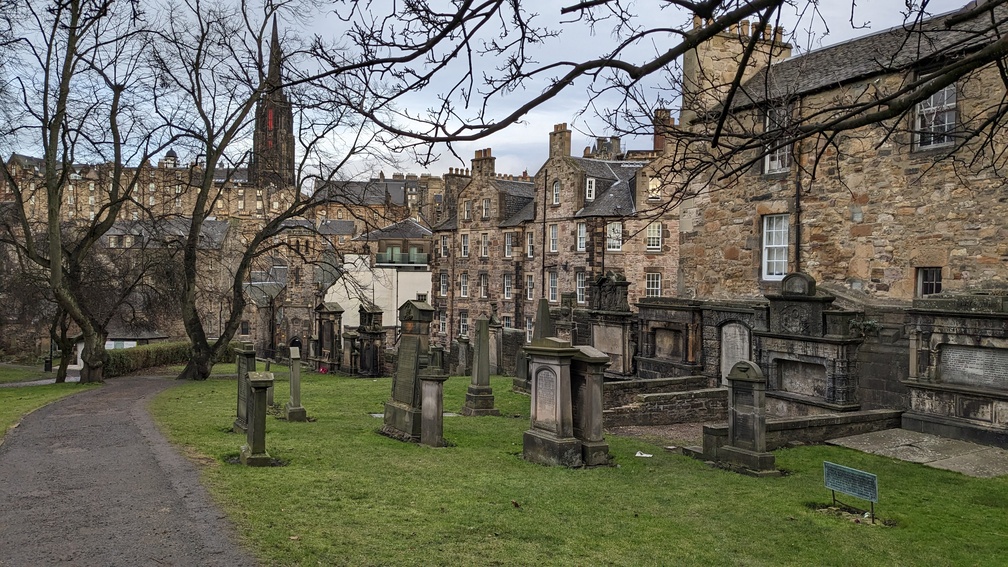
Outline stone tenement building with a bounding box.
[642,4,1008,446]
[431,124,680,347]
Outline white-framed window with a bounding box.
[504,233,513,257]
[586,178,595,201]
[526,316,534,343]
[764,103,791,174]
[645,272,662,297]
[460,273,469,297]
[549,224,558,252]
[440,272,449,296]
[464,200,471,220]
[762,214,789,281]
[606,222,622,251]
[460,311,469,337]
[549,272,558,302]
[479,273,488,298]
[527,232,534,258]
[916,81,956,149]
[917,267,943,297]
[646,222,662,251]
[526,274,534,300]
[502,315,512,329]
[149,195,155,206]
[337,209,344,219]
[648,178,661,200]
[576,272,586,304]
[552,180,560,205]
[482,198,491,218]
[503,273,513,299]
[441,235,449,257]
[461,234,469,257]
[577,223,587,251]
[480,233,488,257]
[439,311,447,333]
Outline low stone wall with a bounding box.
[604,376,708,408]
[701,409,903,457]
[604,388,728,427]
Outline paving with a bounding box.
[828,428,1008,478]
[0,376,257,566]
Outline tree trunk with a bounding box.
[178,345,213,381]
[78,332,107,384]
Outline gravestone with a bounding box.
[285,347,307,422]
[455,335,472,377]
[462,317,500,416]
[488,306,502,375]
[233,342,256,434]
[420,362,450,447]
[382,300,434,441]
[716,361,778,476]
[240,371,274,466]
[358,303,384,377]
[571,345,611,466]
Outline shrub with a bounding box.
[106,341,239,377]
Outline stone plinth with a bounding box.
[285,347,307,422]
[421,371,450,447]
[572,345,611,466]
[233,342,256,434]
[382,300,435,441]
[463,317,500,416]
[714,361,778,476]
[240,372,274,466]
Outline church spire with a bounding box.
[250,16,295,189]
[266,17,282,88]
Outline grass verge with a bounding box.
[0,363,56,384]
[151,372,1008,566]
[0,383,98,441]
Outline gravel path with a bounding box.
[0,376,256,566]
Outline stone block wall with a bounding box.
[604,388,727,426]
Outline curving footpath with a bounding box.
[0,376,257,566]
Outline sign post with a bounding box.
[824,461,878,524]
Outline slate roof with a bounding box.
[571,157,645,218]
[317,219,356,236]
[212,167,249,184]
[318,178,408,206]
[107,217,230,249]
[432,214,457,232]
[734,2,1008,108]
[500,199,536,227]
[354,218,432,241]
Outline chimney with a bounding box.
[549,123,572,158]
[471,148,495,178]
[653,109,674,153]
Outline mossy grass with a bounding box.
[0,383,98,441]
[151,372,1008,566]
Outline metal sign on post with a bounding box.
[824,461,878,523]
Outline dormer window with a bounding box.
[585,178,595,201]
[915,80,956,149]
[552,180,560,205]
[764,103,791,174]
[648,178,661,200]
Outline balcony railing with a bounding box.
[375,251,429,266]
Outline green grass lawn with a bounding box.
[150,372,1008,566]
[0,363,56,384]
[0,383,98,441]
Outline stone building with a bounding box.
[644,5,1008,444]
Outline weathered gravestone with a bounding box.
[240,371,274,466]
[285,347,307,422]
[233,342,256,434]
[420,349,450,447]
[715,361,779,476]
[382,300,434,441]
[462,317,500,416]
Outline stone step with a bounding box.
[603,387,728,427]
[604,375,709,408]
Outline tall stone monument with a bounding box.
[462,317,500,416]
[233,342,256,434]
[285,347,307,422]
[240,371,274,466]
[381,300,434,441]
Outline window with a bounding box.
[526,316,534,343]
[149,195,155,206]
[527,232,534,258]
[504,233,513,257]
[586,178,595,201]
[440,272,448,296]
[337,209,343,219]
[439,311,446,333]
[549,224,558,252]
[606,222,622,251]
[552,180,560,205]
[646,222,662,250]
[577,223,587,251]
[240,320,250,335]
[480,233,488,257]
[441,235,449,257]
[461,234,469,257]
[464,200,472,220]
[526,274,534,300]
[460,311,469,337]
[460,273,469,297]
[648,178,661,200]
[917,267,943,297]
[416,293,427,302]
[503,273,513,299]
[646,272,662,297]
[762,214,789,281]
[576,272,586,303]
[916,81,956,148]
[479,273,488,298]
[482,198,491,218]
[549,272,558,302]
[502,315,512,329]
[764,104,791,174]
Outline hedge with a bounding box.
[106,341,239,378]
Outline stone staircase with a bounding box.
[603,376,728,427]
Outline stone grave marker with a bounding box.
[240,371,274,466]
[462,317,500,416]
[233,342,256,434]
[382,300,434,441]
[285,347,307,422]
[716,361,779,476]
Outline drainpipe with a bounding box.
[792,100,802,274]
[541,170,548,298]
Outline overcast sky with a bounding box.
[405,0,968,177]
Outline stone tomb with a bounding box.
[586,272,636,378]
[462,317,500,416]
[712,361,778,476]
[382,300,434,441]
[357,302,384,377]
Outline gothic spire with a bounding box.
[266,17,282,89]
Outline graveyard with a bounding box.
[149,368,1008,566]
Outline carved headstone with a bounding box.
[382,300,434,441]
[285,347,307,422]
[233,342,256,434]
[715,361,778,476]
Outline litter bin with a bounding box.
[44,357,52,372]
